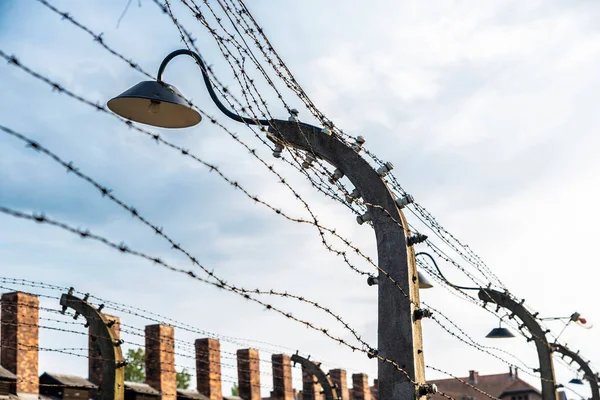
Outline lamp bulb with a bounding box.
[148,101,161,115]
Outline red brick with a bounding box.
[195,338,222,400]
[237,349,261,400]
[271,354,293,400]
[329,369,349,400]
[145,325,176,400]
[352,373,371,400]
[1,292,39,394]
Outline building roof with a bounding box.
[176,389,210,399]
[39,373,97,389]
[124,381,160,396]
[428,369,540,400]
[498,379,541,398]
[0,366,17,381]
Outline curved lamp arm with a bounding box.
[552,343,599,400]
[479,289,558,400]
[415,252,479,291]
[157,49,269,126]
[60,292,124,400]
[291,354,339,400]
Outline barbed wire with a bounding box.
[0,113,583,385]
[163,0,532,341]
[17,1,504,338]
[0,276,365,374]
[425,365,502,400]
[8,0,596,393]
[155,0,390,276]
[1,304,320,390]
[1,300,288,373]
[0,42,375,283]
[10,201,583,393]
[0,123,386,355]
[0,206,415,383]
[0,109,423,322]
[1,342,277,394]
[416,257,587,380]
[1,298,372,394]
[192,0,509,293]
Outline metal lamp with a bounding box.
[107,49,269,129]
[418,271,433,289]
[568,378,584,385]
[485,321,515,339]
[107,81,200,128]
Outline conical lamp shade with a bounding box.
[107,81,201,128]
[418,271,433,289]
[569,378,584,385]
[485,327,515,338]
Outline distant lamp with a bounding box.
[568,378,584,385]
[418,271,433,289]
[570,312,593,329]
[486,321,515,339]
[108,81,201,128]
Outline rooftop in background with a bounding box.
[176,389,210,400]
[428,367,541,400]
[39,373,97,389]
[0,366,16,381]
[124,381,161,396]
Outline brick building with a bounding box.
[428,368,542,400]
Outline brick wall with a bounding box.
[0,292,39,394]
[329,369,349,400]
[145,324,176,400]
[195,338,222,400]
[271,354,293,400]
[237,348,261,400]
[352,373,371,400]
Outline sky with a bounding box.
[1,0,600,398]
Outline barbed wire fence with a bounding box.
[0,1,597,400]
[0,274,593,400]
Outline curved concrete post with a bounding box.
[291,354,339,400]
[60,293,125,400]
[552,344,599,400]
[269,120,425,400]
[478,289,557,400]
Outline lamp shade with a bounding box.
[569,378,584,385]
[485,327,515,339]
[418,271,433,289]
[107,81,201,128]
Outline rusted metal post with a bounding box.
[60,292,125,400]
[551,343,599,400]
[291,353,339,400]
[478,289,557,400]
[269,120,426,400]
